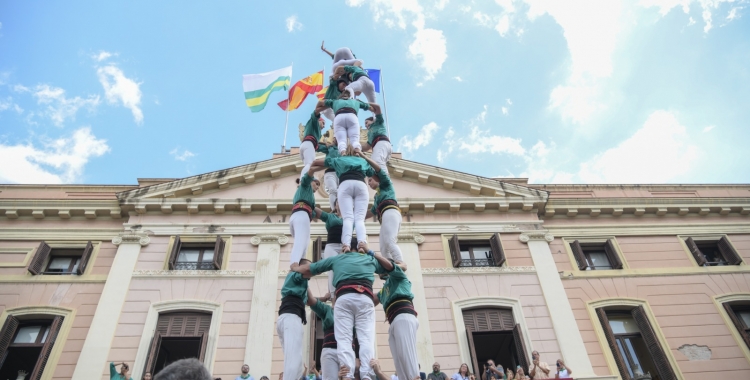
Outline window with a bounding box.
[570,240,623,271]
[168,236,226,270]
[685,237,742,266]
[449,233,506,268]
[0,315,64,380]
[597,306,676,380]
[313,237,326,262]
[462,308,529,376]
[723,302,750,349]
[27,241,94,275]
[145,312,211,375]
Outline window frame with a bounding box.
[43,254,82,275]
[9,321,51,347]
[166,235,229,270]
[564,237,626,272]
[0,314,64,380]
[27,241,96,276]
[723,302,750,350]
[682,235,742,267]
[447,233,506,268]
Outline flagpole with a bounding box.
[380,66,391,137]
[282,63,293,153]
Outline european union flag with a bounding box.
[365,68,381,93]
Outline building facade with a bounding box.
[0,151,749,380]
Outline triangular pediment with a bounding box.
[116,153,547,214]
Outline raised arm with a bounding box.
[357,151,381,173]
[291,262,313,278]
[321,41,334,59]
[372,251,394,272]
[368,103,382,115]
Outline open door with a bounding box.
[466,327,480,376]
[144,332,164,375]
[199,332,208,362]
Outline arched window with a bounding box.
[463,308,529,378]
[722,300,750,350]
[144,311,212,376]
[0,314,64,380]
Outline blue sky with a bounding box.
[1,0,749,185]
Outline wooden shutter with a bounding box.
[631,306,677,380]
[571,240,588,270]
[463,309,514,332]
[157,312,212,336]
[466,327,480,375]
[199,332,208,361]
[512,323,530,375]
[313,237,323,262]
[29,316,63,380]
[212,236,226,270]
[596,308,630,380]
[685,237,706,266]
[168,236,182,270]
[490,233,506,267]
[308,311,318,370]
[718,236,742,265]
[724,303,750,349]
[604,239,624,269]
[76,241,94,275]
[0,315,20,368]
[28,241,52,275]
[144,332,164,374]
[449,234,462,268]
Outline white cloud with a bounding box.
[639,0,742,33]
[726,6,742,20]
[97,65,143,124]
[688,16,697,25]
[92,50,115,62]
[474,12,494,26]
[0,127,110,184]
[506,98,512,105]
[30,84,100,126]
[458,126,526,156]
[399,122,439,152]
[703,125,716,132]
[170,148,195,161]
[453,76,463,82]
[502,106,509,115]
[0,97,23,114]
[409,28,447,81]
[285,15,303,32]
[495,14,511,36]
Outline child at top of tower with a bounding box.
[317,91,373,155]
[334,62,376,104]
[321,42,363,71]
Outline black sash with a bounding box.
[278,295,307,324]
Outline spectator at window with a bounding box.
[143,372,153,380]
[451,363,474,380]
[428,363,448,380]
[236,364,254,380]
[554,360,571,379]
[529,351,551,379]
[481,360,503,380]
[110,362,133,380]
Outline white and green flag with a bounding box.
[243,66,292,112]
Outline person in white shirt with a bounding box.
[451,363,474,380]
[529,351,551,379]
[554,360,572,379]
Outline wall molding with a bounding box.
[713,293,750,365]
[132,269,255,278]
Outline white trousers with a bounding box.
[277,313,305,380]
[324,171,339,207]
[300,140,316,180]
[334,113,361,153]
[380,208,403,262]
[346,76,376,103]
[322,108,335,122]
[389,314,420,380]
[322,243,342,295]
[335,293,375,380]
[371,141,392,175]
[321,347,340,380]
[338,180,369,248]
[289,211,310,264]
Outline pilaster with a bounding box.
[72,231,150,380]
[396,233,435,369]
[246,234,288,376]
[519,231,596,378]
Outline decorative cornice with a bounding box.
[250,234,289,246]
[133,270,255,277]
[543,197,750,218]
[0,199,123,220]
[421,266,536,274]
[112,232,150,246]
[397,233,425,244]
[519,231,554,243]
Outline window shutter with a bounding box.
[604,239,623,269]
[309,311,318,370]
[571,240,588,270]
[168,236,182,270]
[500,309,514,330]
[144,332,163,375]
[596,308,630,380]
[0,315,20,368]
[199,332,208,362]
[718,236,742,265]
[197,314,211,335]
[76,241,94,275]
[631,306,677,380]
[449,234,462,268]
[28,241,52,275]
[512,323,530,375]
[213,236,226,270]
[29,316,63,380]
[466,327,479,375]
[313,237,323,262]
[685,237,706,266]
[723,303,750,349]
[490,233,506,267]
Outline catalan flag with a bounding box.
[277,70,324,111]
[243,66,292,112]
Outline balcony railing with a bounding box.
[173,262,217,270]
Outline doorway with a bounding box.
[153,336,203,374]
[470,331,520,376]
[463,308,530,377]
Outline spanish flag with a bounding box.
[277,70,324,111]
[316,86,328,100]
[243,66,292,112]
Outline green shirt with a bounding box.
[324,76,342,100]
[281,271,308,303]
[293,173,316,208]
[377,264,414,309]
[370,170,396,214]
[318,211,343,230]
[310,252,387,287]
[344,65,368,81]
[324,156,375,178]
[310,300,335,331]
[323,98,369,115]
[110,363,133,380]
[366,114,388,145]
[302,111,322,141]
[317,144,341,160]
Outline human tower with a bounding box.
[278,46,419,380]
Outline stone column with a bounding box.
[246,234,288,377]
[72,232,150,380]
[397,233,435,369]
[520,231,595,377]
